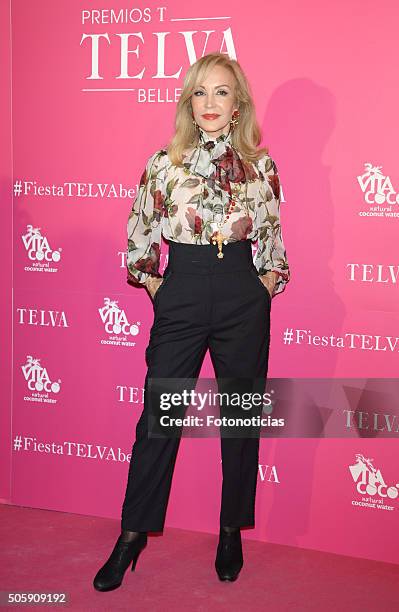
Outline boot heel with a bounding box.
[130,536,147,572]
[131,551,140,572]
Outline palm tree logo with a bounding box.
[357,163,385,194]
[21,355,43,381]
[98,298,122,325]
[349,453,386,488]
[22,225,43,250]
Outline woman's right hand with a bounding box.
[145,276,164,300]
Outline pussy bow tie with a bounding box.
[183,126,250,198]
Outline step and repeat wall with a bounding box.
[1,0,398,564]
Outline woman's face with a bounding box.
[191,65,237,139]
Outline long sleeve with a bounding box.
[126,149,167,286]
[253,155,290,296]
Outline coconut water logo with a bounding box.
[21,355,61,404]
[357,163,399,218]
[98,297,140,347]
[22,225,62,272]
[349,453,399,511]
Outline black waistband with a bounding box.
[165,239,256,275]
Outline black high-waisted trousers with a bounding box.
[121,239,271,532]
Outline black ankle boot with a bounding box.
[93,532,148,592]
[215,527,243,582]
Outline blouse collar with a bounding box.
[183,126,233,179]
[198,125,233,146]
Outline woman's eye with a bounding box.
[193,90,228,96]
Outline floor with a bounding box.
[1,504,398,611]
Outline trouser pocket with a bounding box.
[250,268,272,304]
[153,272,173,306]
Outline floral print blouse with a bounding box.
[127,126,290,295]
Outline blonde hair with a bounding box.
[167,52,269,166]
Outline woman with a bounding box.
[93,51,290,590]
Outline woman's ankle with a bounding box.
[120,529,141,543]
[221,526,239,534]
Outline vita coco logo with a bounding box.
[21,355,61,404]
[357,163,399,218]
[349,453,399,512]
[98,297,140,347]
[22,225,62,273]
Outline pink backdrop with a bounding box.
[1,0,398,564]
